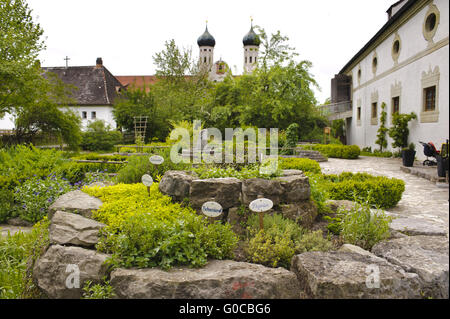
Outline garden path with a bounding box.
[319,156,449,235]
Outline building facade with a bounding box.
[329,0,448,158]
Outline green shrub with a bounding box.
[306,173,331,215]
[0,218,50,299]
[339,202,393,250]
[116,149,190,184]
[245,214,332,268]
[361,150,393,158]
[80,120,122,151]
[0,189,17,223]
[0,145,65,190]
[279,157,321,174]
[323,173,405,209]
[302,144,360,159]
[83,183,238,270]
[14,175,74,223]
[82,279,116,299]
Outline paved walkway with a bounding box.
[320,156,449,235]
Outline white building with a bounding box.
[0,58,124,131]
[328,0,448,158]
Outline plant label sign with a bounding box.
[141,174,153,187]
[201,201,223,218]
[149,155,164,165]
[249,198,273,213]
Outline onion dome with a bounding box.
[243,26,260,46]
[197,26,216,47]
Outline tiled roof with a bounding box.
[115,75,158,92]
[42,65,124,106]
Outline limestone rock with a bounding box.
[326,200,356,213]
[50,211,105,247]
[280,201,317,228]
[7,217,33,227]
[48,190,103,219]
[33,245,110,299]
[110,260,300,299]
[338,244,384,261]
[281,169,304,177]
[189,178,242,210]
[277,175,310,202]
[159,171,198,202]
[242,178,283,206]
[372,236,449,299]
[389,217,447,237]
[290,251,422,299]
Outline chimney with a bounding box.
[96,57,103,68]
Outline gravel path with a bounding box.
[320,156,449,234]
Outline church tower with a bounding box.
[197,23,216,72]
[243,20,260,74]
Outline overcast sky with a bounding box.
[28,0,395,104]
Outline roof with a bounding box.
[115,75,158,91]
[42,65,124,106]
[197,26,216,47]
[243,26,260,46]
[339,0,418,74]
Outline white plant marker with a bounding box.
[149,155,164,165]
[142,174,153,197]
[201,201,223,218]
[249,197,273,230]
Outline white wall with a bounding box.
[348,0,449,159]
[0,106,117,131]
[69,106,117,130]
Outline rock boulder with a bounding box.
[372,235,449,299]
[189,178,242,210]
[110,260,300,299]
[291,251,422,299]
[159,171,198,202]
[50,211,105,247]
[48,190,103,219]
[33,245,110,299]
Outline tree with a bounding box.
[0,0,45,115]
[80,120,122,151]
[375,102,388,151]
[388,112,417,150]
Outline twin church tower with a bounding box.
[197,21,261,82]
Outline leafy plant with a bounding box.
[388,112,417,150]
[0,217,50,299]
[301,144,360,159]
[83,183,238,270]
[82,279,116,299]
[14,175,74,223]
[279,157,321,174]
[375,102,388,152]
[80,120,122,151]
[245,214,332,268]
[339,202,393,250]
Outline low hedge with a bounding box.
[321,172,405,209]
[279,157,321,174]
[302,144,360,159]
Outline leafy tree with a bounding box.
[0,0,45,115]
[388,112,417,150]
[80,120,122,151]
[375,102,388,151]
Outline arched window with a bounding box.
[249,56,252,63]
[204,57,207,63]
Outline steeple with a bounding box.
[243,17,260,74]
[198,22,215,70]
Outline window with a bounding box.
[393,41,400,54]
[249,56,252,63]
[254,57,257,63]
[91,111,96,119]
[81,111,87,119]
[423,86,436,111]
[204,57,207,63]
[371,103,377,118]
[371,102,378,125]
[357,107,361,121]
[423,5,440,43]
[392,96,400,115]
[245,57,247,64]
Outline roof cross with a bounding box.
[64,56,70,68]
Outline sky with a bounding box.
[28,0,395,104]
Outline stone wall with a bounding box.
[158,170,317,233]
